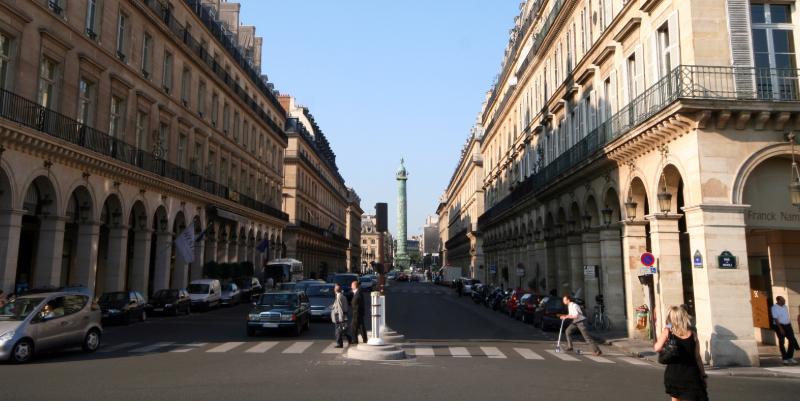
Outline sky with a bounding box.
[245,0,520,238]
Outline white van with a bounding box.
[187,279,222,310]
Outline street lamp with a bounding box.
[567,220,576,234]
[582,213,592,231]
[657,177,672,215]
[624,198,638,222]
[601,206,613,227]
[788,132,800,208]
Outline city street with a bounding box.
[1,281,796,401]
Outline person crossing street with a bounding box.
[350,280,368,344]
[561,294,602,356]
[331,284,352,348]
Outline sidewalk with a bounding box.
[608,337,800,379]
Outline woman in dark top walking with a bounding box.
[654,306,708,401]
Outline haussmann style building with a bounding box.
[438,0,800,367]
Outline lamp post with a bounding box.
[601,207,613,227]
[581,213,592,231]
[624,198,638,222]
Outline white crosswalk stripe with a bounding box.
[283,341,313,354]
[480,346,507,359]
[619,357,650,365]
[449,347,471,358]
[207,342,245,353]
[130,342,175,353]
[100,342,140,353]
[413,346,435,357]
[545,350,580,361]
[245,341,279,353]
[583,355,614,363]
[170,342,208,353]
[322,342,345,354]
[514,348,545,360]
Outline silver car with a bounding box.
[0,292,103,363]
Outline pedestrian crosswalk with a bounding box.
[102,340,657,367]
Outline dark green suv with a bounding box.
[246,291,310,336]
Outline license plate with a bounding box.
[311,311,322,316]
[154,308,163,312]
[262,323,278,328]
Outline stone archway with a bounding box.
[98,194,125,294]
[18,175,60,290]
[0,165,19,292]
[149,205,170,296]
[63,185,96,289]
[170,211,188,289]
[128,200,150,296]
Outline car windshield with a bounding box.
[152,290,178,299]
[187,284,210,294]
[99,292,127,302]
[306,285,334,297]
[258,293,298,307]
[0,297,46,321]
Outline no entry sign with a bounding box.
[641,252,656,267]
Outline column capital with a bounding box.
[109,224,131,231]
[0,208,27,217]
[681,203,750,215]
[645,213,682,222]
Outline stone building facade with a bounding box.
[0,0,290,298]
[440,0,800,367]
[279,95,354,279]
[360,214,393,271]
[345,188,363,272]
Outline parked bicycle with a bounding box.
[590,294,612,331]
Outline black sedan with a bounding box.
[99,291,148,325]
[306,284,335,321]
[147,289,191,316]
[246,291,311,336]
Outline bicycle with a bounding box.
[591,302,612,331]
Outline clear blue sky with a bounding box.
[245,0,519,238]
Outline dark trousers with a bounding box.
[565,320,600,353]
[776,323,799,360]
[334,321,352,346]
[351,318,367,344]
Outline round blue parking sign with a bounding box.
[641,252,655,267]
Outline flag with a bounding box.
[195,225,209,242]
[175,221,196,264]
[256,238,269,254]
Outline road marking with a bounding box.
[283,341,314,354]
[99,342,140,353]
[170,342,208,353]
[480,346,507,359]
[207,342,245,353]
[414,346,435,357]
[583,355,614,363]
[322,342,345,354]
[245,341,279,353]
[130,342,175,353]
[449,347,471,357]
[545,350,579,361]
[514,348,544,360]
[619,357,650,365]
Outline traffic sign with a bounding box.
[641,252,655,267]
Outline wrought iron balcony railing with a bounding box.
[0,88,288,222]
[478,65,800,227]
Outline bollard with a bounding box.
[379,295,387,331]
[368,291,384,345]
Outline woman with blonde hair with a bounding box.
[654,305,708,401]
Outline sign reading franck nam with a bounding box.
[718,251,737,269]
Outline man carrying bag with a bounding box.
[331,284,353,348]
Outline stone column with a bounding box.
[73,221,101,291]
[526,241,535,291]
[152,231,173,294]
[683,205,758,367]
[191,237,205,281]
[554,237,569,295]
[534,240,547,292]
[622,221,649,338]
[217,235,228,263]
[228,234,238,262]
[567,235,584,296]
[600,227,626,328]
[104,225,129,292]
[204,233,217,264]
[0,209,23,293]
[581,231,601,315]
[129,228,153,298]
[33,216,66,288]
[646,213,683,331]
[238,239,247,264]
[172,246,189,290]
[545,239,558,294]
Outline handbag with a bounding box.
[658,331,681,364]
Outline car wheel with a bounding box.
[140,310,147,322]
[82,329,101,353]
[247,327,256,337]
[11,339,33,363]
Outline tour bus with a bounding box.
[264,259,304,284]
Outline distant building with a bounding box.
[421,215,440,267]
[360,214,392,273]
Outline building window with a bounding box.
[180,68,191,106]
[207,150,216,180]
[157,122,169,157]
[752,3,797,99]
[193,142,203,173]
[85,0,99,39]
[627,54,639,102]
[0,33,10,90]
[222,103,230,133]
[37,58,58,108]
[116,13,128,61]
[233,112,240,142]
[162,51,173,93]
[109,96,124,139]
[135,111,148,151]
[141,33,153,78]
[197,81,206,116]
[77,79,95,127]
[220,158,228,186]
[211,93,219,126]
[243,120,249,150]
[177,133,187,168]
[48,0,64,16]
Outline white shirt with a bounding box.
[771,304,791,325]
[568,302,585,323]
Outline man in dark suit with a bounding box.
[350,280,368,344]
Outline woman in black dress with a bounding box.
[654,306,708,401]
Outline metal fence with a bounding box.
[0,88,288,222]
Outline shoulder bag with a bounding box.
[658,331,681,365]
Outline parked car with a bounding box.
[471,284,488,304]
[504,289,529,316]
[293,280,325,295]
[396,273,409,282]
[277,282,296,291]
[461,278,480,295]
[187,279,222,310]
[220,283,242,306]
[306,284,335,321]
[358,276,375,291]
[0,292,103,363]
[246,291,310,336]
[235,277,263,301]
[534,296,568,331]
[99,291,147,325]
[385,272,398,280]
[517,294,542,324]
[147,289,191,316]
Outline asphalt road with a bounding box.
[1,281,796,401]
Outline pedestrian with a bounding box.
[456,279,463,297]
[331,283,352,348]
[560,294,602,356]
[350,280,368,344]
[771,296,799,365]
[654,305,708,401]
